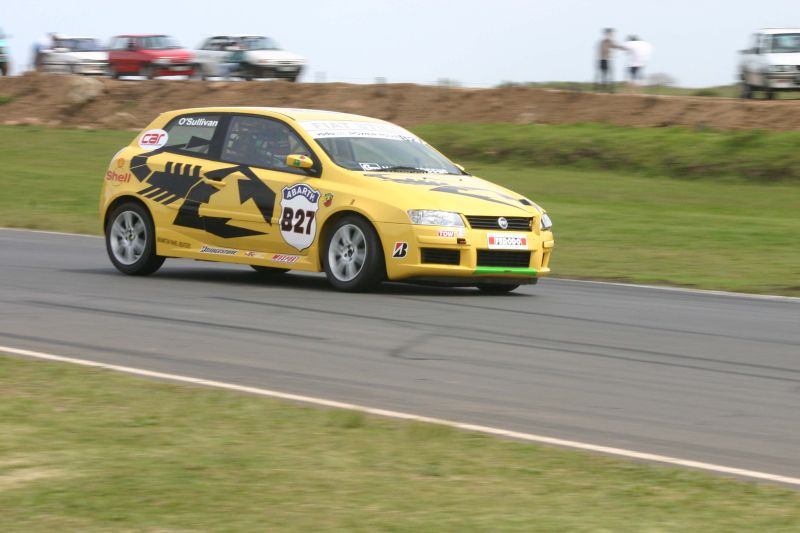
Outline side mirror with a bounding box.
[286,154,314,169]
[754,47,761,55]
[128,43,137,51]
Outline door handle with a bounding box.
[201,177,227,188]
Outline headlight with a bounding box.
[153,58,171,64]
[769,65,792,73]
[407,210,464,227]
[540,213,553,231]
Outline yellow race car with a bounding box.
[100,107,554,292]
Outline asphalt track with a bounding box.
[2,228,799,481]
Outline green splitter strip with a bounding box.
[474,267,537,276]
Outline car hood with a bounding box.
[142,49,192,60]
[765,52,800,66]
[61,51,108,61]
[245,49,305,63]
[359,171,543,216]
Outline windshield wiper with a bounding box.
[368,166,433,173]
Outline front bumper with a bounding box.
[153,64,195,77]
[378,222,554,284]
[74,62,108,75]
[252,64,303,78]
[765,72,800,89]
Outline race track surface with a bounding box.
[2,228,799,479]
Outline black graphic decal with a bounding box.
[367,173,521,209]
[131,150,275,239]
[428,186,520,208]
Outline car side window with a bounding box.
[162,114,222,155]
[221,115,312,173]
[760,34,772,53]
[111,37,129,51]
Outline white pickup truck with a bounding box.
[193,35,305,81]
[739,28,800,99]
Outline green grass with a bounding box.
[460,162,800,295]
[0,126,133,233]
[2,355,800,532]
[414,123,800,182]
[0,125,797,295]
[0,94,14,105]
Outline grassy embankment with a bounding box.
[3,355,800,532]
[0,125,798,295]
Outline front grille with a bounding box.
[421,248,460,265]
[477,250,531,268]
[466,215,532,231]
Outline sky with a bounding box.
[2,0,798,87]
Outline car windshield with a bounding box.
[299,120,462,175]
[770,33,800,53]
[139,36,181,50]
[239,37,280,50]
[57,38,104,51]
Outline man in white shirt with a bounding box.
[624,35,653,93]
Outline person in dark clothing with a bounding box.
[595,28,625,92]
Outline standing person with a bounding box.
[596,28,625,92]
[0,28,10,76]
[624,35,653,93]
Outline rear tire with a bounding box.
[322,215,385,292]
[105,202,164,276]
[476,283,521,294]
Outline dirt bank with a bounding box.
[1,72,799,130]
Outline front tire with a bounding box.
[322,215,385,292]
[739,82,752,99]
[105,202,164,276]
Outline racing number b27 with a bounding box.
[281,207,315,234]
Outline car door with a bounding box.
[201,114,323,255]
[131,113,251,244]
[111,37,137,74]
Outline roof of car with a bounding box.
[758,28,800,34]
[113,34,170,38]
[209,34,269,38]
[161,107,386,123]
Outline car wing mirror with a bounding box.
[286,154,314,169]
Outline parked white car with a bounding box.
[40,36,108,75]
[739,28,800,99]
[194,35,304,81]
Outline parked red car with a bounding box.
[108,35,195,79]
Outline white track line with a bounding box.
[0,227,101,238]
[3,344,799,487]
[2,227,796,302]
[557,278,800,302]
